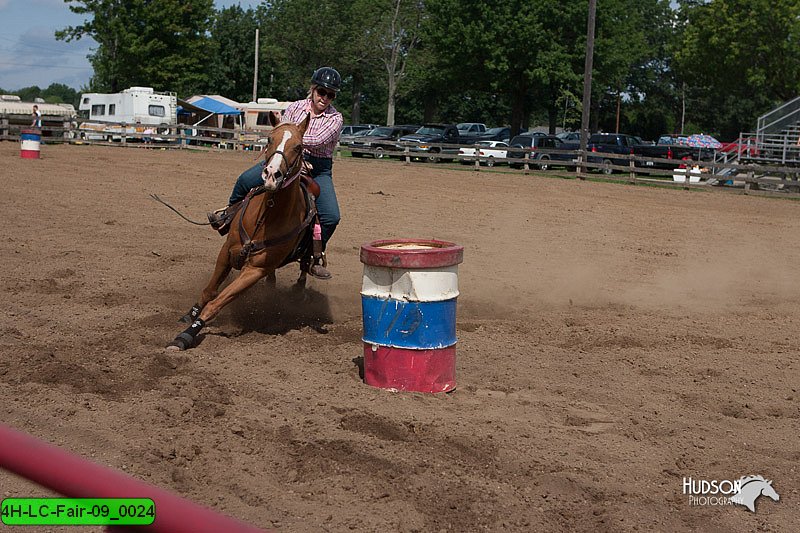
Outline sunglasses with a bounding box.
[316,87,337,99]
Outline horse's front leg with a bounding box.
[167,266,263,352]
[178,243,233,323]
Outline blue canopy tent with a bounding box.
[177,96,243,128]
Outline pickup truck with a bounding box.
[577,133,703,173]
[397,124,461,162]
[349,124,420,158]
[457,123,487,144]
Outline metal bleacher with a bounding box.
[749,96,800,165]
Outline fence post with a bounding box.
[473,143,480,171]
[629,156,636,184]
[404,145,411,165]
[683,165,691,190]
[576,151,585,180]
[1,117,8,140]
[743,170,755,194]
[121,123,127,146]
[523,150,530,175]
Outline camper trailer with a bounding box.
[78,87,177,141]
[234,98,293,146]
[0,95,76,138]
[241,98,292,131]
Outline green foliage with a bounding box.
[39,0,800,138]
[56,0,215,96]
[1,84,80,107]
[207,5,260,103]
[674,0,800,139]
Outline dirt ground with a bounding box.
[1,142,798,532]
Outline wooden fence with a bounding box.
[3,122,800,196]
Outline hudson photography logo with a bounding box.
[682,475,780,512]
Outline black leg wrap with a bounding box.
[169,318,205,350]
[179,303,203,323]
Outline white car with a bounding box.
[458,140,509,167]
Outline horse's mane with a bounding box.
[739,474,768,485]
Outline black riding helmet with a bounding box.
[311,67,342,92]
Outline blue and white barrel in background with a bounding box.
[360,239,464,393]
[20,129,41,159]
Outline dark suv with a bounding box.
[507,135,573,170]
[349,125,420,158]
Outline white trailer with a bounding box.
[241,98,291,131]
[78,87,177,141]
[0,95,76,139]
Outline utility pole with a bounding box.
[579,0,597,175]
[252,28,259,103]
[680,81,686,134]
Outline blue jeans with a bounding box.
[228,155,340,249]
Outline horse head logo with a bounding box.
[730,475,780,513]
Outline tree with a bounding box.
[421,0,586,133]
[674,0,800,139]
[208,6,260,103]
[42,83,81,107]
[56,0,215,96]
[373,0,424,125]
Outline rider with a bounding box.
[208,67,344,280]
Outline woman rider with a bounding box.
[208,67,344,280]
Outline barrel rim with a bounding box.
[360,239,463,268]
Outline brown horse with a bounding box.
[167,113,317,351]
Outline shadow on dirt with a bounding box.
[226,277,334,336]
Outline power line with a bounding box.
[0,61,90,70]
[0,35,93,54]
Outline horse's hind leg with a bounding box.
[201,245,234,306]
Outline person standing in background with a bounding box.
[31,105,42,129]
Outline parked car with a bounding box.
[568,133,700,174]
[557,131,581,142]
[507,135,573,170]
[397,124,461,162]
[349,124,419,158]
[480,127,512,143]
[457,122,487,144]
[341,124,377,136]
[339,127,375,147]
[458,140,509,166]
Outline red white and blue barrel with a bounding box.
[20,129,41,159]
[360,239,464,393]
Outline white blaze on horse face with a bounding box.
[262,129,293,190]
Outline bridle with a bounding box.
[262,131,304,190]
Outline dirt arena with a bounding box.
[1,142,798,532]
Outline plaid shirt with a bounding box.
[282,98,343,159]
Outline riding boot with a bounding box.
[309,238,332,279]
[207,206,232,236]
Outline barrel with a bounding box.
[360,239,464,393]
[20,129,41,159]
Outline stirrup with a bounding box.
[207,207,231,236]
[309,253,332,280]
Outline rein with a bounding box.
[234,181,317,269]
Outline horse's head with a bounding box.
[260,112,310,191]
[761,479,780,502]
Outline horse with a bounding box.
[167,113,318,351]
[729,475,780,512]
